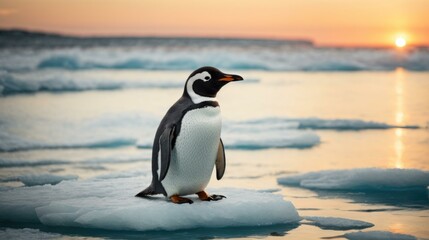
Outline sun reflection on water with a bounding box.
[394,68,405,169]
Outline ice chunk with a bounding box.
[278,168,429,191]
[344,230,417,240]
[1,174,78,186]
[303,216,373,230]
[0,175,300,231]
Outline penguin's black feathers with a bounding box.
[159,125,175,181]
[216,139,226,180]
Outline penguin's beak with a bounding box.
[219,74,244,82]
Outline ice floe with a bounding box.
[277,168,429,191]
[303,216,373,230]
[0,174,300,231]
[344,230,417,240]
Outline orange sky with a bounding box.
[0,0,428,46]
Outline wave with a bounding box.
[277,168,429,191]
[1,36,428,72]
[0,70,259,95]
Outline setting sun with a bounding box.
[395,37,407,48]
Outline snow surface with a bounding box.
[0,174,300,231]
[1,174,78,186]
[303,216,373,230]
[277,168,429,191]
[344,231,417,240]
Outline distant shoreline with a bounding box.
[0,29,316,48]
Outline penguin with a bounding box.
[135,66,243,204]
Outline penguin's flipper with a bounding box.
[159,125,175,181]
[135,184,155,197]
[215,138,226,180]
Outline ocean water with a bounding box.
[0,31,429,239]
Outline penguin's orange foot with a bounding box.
[197,191,226,201]
[170,195,193,204]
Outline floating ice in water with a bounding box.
[1,174,78,186]
[303,216,374,230]
[277,168,429,191]
[0,174,300,231]
[344,230,417,240]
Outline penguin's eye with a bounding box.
[204,76,210,80]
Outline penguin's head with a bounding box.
[184,66,243,103]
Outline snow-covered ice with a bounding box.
[303,216,373,230]
[0,174,300,231]
[277,168,429,191]
[344,230,417,240]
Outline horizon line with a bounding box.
[1,28,428,48]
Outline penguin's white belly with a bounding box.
[161,106,221,197]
